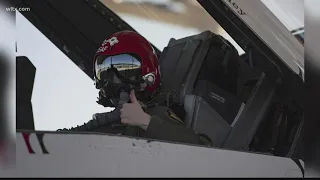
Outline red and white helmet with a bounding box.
[93,31,161,95]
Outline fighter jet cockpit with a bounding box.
[13,0,305,177]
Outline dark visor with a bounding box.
[95,54,142,81]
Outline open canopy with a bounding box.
[16,0,303,81]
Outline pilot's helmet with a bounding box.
[93,31,161,104]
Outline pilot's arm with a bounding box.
[144,115,210,145]
[121,91,212,146]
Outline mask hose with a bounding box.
[57,91,130,131]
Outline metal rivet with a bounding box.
[78,63,85,71]
[63,45,70,53]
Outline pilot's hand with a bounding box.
[120,90,151,130]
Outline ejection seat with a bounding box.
[159,31,276,150]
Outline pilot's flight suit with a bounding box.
[91,105,211,146]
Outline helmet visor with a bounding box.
[95,54,142,81]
